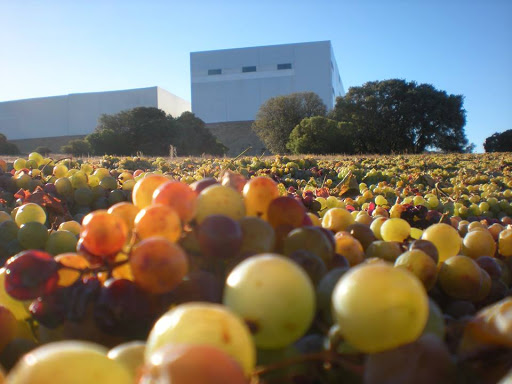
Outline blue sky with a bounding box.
[0,0,511,152]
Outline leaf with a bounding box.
[336,171,359,197]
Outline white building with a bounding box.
[0,87,190,149]
[190,41,344,124]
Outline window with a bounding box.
[277,63,292,70]
[208,69,222,75]
[242,66,256,73]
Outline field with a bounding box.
[0,151,511,383]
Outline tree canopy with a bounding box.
[252,92,327,153]
[330,79,471,154]
[484,130,512,152]
[0,134,20,155]
[62,107,227,156]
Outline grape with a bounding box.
[394,249,438,290]
[134,204,182,242]
[498,228,512,257]
[289,250,327,285]
[190,177,218,194]
[444,300,476,319]
[15,203,46,226]
[239,217,275,255]
[93,167,110,180]
[0,305,17,351]
[45,230,78,256]
[409,239,439,264]
[438,255,483,301]
[107,202,139,234]
[152,180,198,223]
[130,237,188,294]
[196,184,246,223]
[140,343,247,384]
[0,211,12,224]
[6,340,132,384]
[197,215,243,259]
[476,255,503,280]
[321,207,354,232]
[422,298,446,340]
[333,231,365,266]
[12,158,26,171]
[242,176,280,220]
[58,220,81,236]
[267,196,306,229]
[282,226,334,265]
[132,174,169,209]
[364,334,455,384]
[94,278,153,339]
[107,341,145,382]
[54,253,90,287]
[4,250,59,300]
[370,216,388,239]
[224,254,315,349]
[54,177,73,197]
[80,210,128,258]
[0,268,29,320]
[365,240,403,262]
[145,302,255,376]
[17,221,49,250]
[99,176,117,190]
[332,262,428,353]
[346,222,377,251]
[380,217,411,242]
[29,288,68,329]
[316,267,349,325]
[462,229,497,259]
[421,223,461,263]
[73,187,94,206]
[0,220,19,246]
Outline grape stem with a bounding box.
[58,259,128,277]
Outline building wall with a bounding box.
[191,41,344,124]
[0,87,191,141]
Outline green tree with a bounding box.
[175,112,227,156]
[60,139,91,156]
[484,130,512,152]
[0,134,20,155]
[252,92,327,153]
[330,79,471,153]
[287,117,356,154]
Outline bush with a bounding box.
[0,134,20,155]
[287,117,356,154]
[60,139,91,156]
[34,146,52,156]
[484,130,512,152]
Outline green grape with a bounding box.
[87,174,100,188]
[375,195,388,206]
[107,341,145,382]
[422,298,445,340]
[15,203,46,226]
[0,211,12,224]
[100,176,118,190]
[438,255,483,301]
[462,229,496,259]
[224,254,315,349]
[421,223,461,263]
[6,341,132,384]
[73,187,94,206]
[316,267,349,325]
[54,177,73,197]
[394,249,437,290]
[145,302,255,376]
[69,171,88,189]
[45,230,78,256]
[52,164,68,178]
[0,220,19,246]
[332,262,428,353]
[17,222,49,249]
[239,217,275,255]
[80,163,94,175]
[380,218,411,242]
[13,158,27,171]
[93,167,110,181]
[370,216,388,239]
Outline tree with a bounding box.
[252,92,327,153]
[330,79,471,153]
[484,130,512,152]
[60,139,91,156]
[175,112,227,156]
[84,107,226,156]
[287,117,356,154]
[0,134,20,155]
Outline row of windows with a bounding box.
[207,63,292,76]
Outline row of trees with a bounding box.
[61,108,227,156]
[252,79,476,154]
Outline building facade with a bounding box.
[0,86,190,152]
[190,41,344,124]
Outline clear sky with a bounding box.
[1,0,511,152]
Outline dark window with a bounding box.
[242,66,256,73]
[208,69,222,75]
[277,63,292,70]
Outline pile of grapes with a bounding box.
[0,152,511,383]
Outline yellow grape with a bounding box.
[132,175,169,210]
[242,176,279,220]
[145,302,255,376]
[195,185,245,223]
[380,218,411,242]
[321,208,355,232]
[15,203,46,226]
[499,228,512,257]
[332,262,428,353]
[134,204,182,242]
[421,223,461,263]
[6,341,132,384]
[58,220,81,236]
